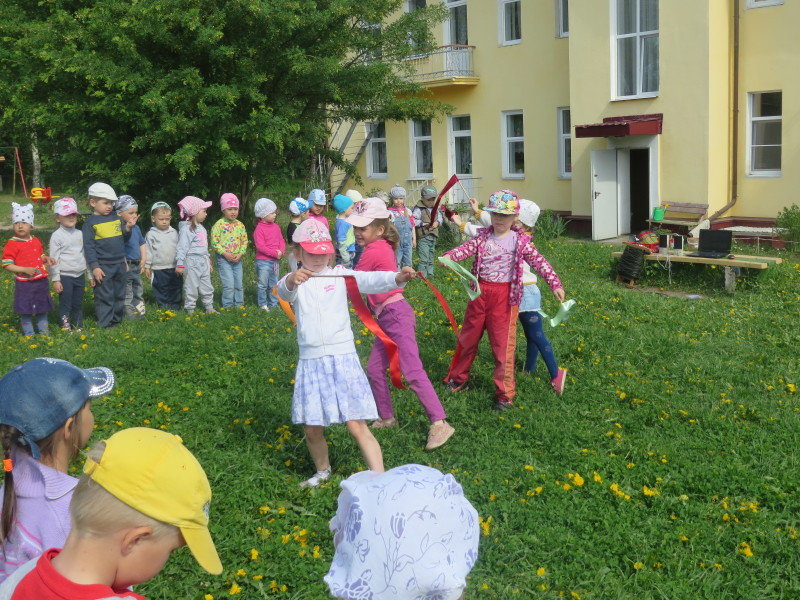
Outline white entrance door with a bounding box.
[591,149,619,240]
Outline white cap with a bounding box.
[518,199,541,228]
[88,182,118,201]
[254,198,277,218]
[344,189,363,202]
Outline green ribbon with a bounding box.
[539,299,577,328]
[438,256,481,300]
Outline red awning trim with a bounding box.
[575,113,663,138]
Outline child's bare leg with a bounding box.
[346,420,384,472]
[304,425,330,472]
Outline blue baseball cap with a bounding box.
[332,194,354,214]
[308,189,326,206]
[0,358,115,459]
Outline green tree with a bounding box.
[0,0,448,208]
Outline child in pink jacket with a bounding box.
[253,198,286,310]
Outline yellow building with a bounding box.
[332,0,797,239]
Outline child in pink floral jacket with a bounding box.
[443,190,565,410]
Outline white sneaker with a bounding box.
[299,468,331,488]
[260,305,270,312]
[135,301,146,315]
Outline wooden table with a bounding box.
[611,251,783,292]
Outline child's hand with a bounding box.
[20,266,39,276]
[395,267,417,284]
[468,197,479,213]
[175,267,185,276]
[124,214,139,229]
[554,288,566,303]
[289,268,314,288]
[92,267,105,283]
[450,213,463,226]
[53,281,63,293]
[142,267,151,279]
[223,251,235,262]
[42,255,56,267]
[276,249,283,258]
[431,220,440,229]
[89,278,96,288]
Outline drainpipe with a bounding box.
[710,0,740,221]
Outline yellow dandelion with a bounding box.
[229,583,242,595]
[537,567,546,576]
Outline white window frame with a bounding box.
[611,0,659,100]
[409,119,434,179]
[498,0,522,46]
[501,110,525,179]
[366,121,388,179]
[747,91,782,178]
[405,0,426,11]
[556,0,569,38]
[444,0,468,46]
[448,114,473,176]
[557,107,572,179]
[745,0,783,8]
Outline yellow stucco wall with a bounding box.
[736,0,799,219]
[342,0,795,223]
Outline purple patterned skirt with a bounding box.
[13,278,53,315]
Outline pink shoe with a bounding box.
[551,368,567,396]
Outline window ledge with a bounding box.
[367,174,388,180]
[409,175,434,181]
[557,174,573,181]
[500,39,522,47]
[612,92,659,102]
[502,174,525,180]
[746,171,781,178]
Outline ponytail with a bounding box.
[0,425,19,547]
[371,218,400,251]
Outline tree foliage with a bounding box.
[0,0,448,203]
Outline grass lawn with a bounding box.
[0,230,798,599]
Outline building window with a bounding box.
[499,0,522,45]
[410,119,433,177]
[745,0,783,7]
[451,115,472,175]
[557,107,572,179]
[367,121,387,178]
[614,0,659,98]
[556,0,569,37]
[502,110,524,178]
[446,0,469,45]
[407,0,426,9]
[748,91,782,176]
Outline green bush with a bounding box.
[774,203,800,251]
[536,209,570,241]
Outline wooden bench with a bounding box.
[647,202,708,230]
[611,251,783,292]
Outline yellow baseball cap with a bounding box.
[83,428,222,575]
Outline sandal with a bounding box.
[370,418,398,429]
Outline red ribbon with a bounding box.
[343,276,406,390]
[425,174,460,231]
[416,272,459,337]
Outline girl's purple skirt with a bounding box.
[13,278,53,315]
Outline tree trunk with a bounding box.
[30,127,42,188]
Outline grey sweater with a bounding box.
[175,221,210,268]
[48,226,87,281]
[145,226,179,270]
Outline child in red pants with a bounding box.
[443,190,565,410]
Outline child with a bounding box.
[325,464,479,600]
[412,185,443,278]
[49,198,90,332]
[175,195,216,314]
[253,198,285,311]
[332,194,355,268]
[116,195,147,319]
[277,219,416,487]
[286,198,309,273]
[210,192,248,309]
[443,190,565,410]
[1,203,54,336]
[387,184,416,268]
[307,189,329,227]
[345,189,365,267]
[0,357,113,582]
[83,182,135,328]
[143,202,182,310]
[452,199,568,395]
[0,427,222,598]
[347,198,454,450]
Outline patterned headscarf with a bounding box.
[11,203,34,226]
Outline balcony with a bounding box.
[404,45,479,88]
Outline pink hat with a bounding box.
[344,197,390,227]
[53,198,78,216]
[292,219,334,255]
[178,196,212,219]
[220,193,239,210]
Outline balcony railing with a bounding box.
[404,45,479,87]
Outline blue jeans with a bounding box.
[216,257,243,307]
[256,259,280,307]
[519,311,558,378]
